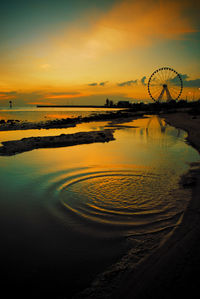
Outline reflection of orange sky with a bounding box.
[17,115,179,169]
[44,113,75,119]
[0,115,192,175]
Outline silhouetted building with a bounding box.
[117,101,130,107]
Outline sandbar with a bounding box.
[0,129,115,156]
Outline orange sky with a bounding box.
[0,0,200,106]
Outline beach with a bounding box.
[1,1,199,297]
[0,108,199,298]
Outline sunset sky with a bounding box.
[0,0,200,106]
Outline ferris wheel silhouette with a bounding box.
[148,67,183,102]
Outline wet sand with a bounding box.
[111,112,200,299]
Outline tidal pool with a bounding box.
[0,115,199,298]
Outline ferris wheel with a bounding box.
[148,67,183,102]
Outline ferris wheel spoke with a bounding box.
[159,70,166,84]
[151,88,163,99]
[151,91,161,100]
[158,71,164,84]
[169,81,181,92]
[170,85,180,93]
[165,68,170,81]
[156,71,164,84]
[160,69,166,83]
[169,89,176,99]
[151,72,162,85]
[166,68,173,82]
[150,77,163,88]
[163,68,168,82]
[166,71,173,82]
[171,90,179,100]
[170,87,181,99]
[151,76,160,86]
[169,73,178,84]
[150,87,160,96]
[154,87,163,95]
[170,87,181,98]
[154,74,162,85]
[150,85,163,94]
[162,69,168,83]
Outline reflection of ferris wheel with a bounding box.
[148,67,183,102]
[145,115,181,149]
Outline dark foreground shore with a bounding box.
[113,112,200,299]
[73,112,200,299]
[1,108,200,298]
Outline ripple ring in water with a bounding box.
[41,167,184,236]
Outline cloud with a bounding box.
[99,0,198,44]
[0,91,44,106]
[141,76,147,86]
[49,0,199,63]
[117,80,137,87]
[0,90,87,106]
[181,74,200,87]
[88,82,98,86]
[99,81,108,86]
[169,74,200,87]
[45,91,81,98]
[83,0,199,55]
[183,79,200,88]
[88,81,108,86]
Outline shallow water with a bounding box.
[0,115,199,298]
[0,106,120,122]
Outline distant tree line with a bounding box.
[105,98,200,113]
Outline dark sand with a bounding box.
[110,112,200,299]
[0,129,115,156]
[73,112,200,299]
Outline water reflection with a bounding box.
[146,115,167,133]
[0,114,199,298]
[145,115,181,148]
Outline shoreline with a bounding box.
[72,111,200,299]
[0,110,143,131]
[163,112,200,154]
[1,109,200,298]
[112,112,200,299]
